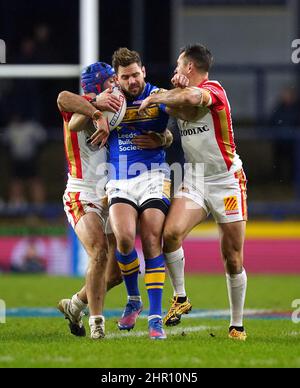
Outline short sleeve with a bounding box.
[60,95,92,122]
[201,82,227,110]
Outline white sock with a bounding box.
[165,247,186,297]
[226,269,247,327]
[89,315,105,325]
[70,293,87,316]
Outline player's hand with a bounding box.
[138,96,152,116]
[89,117,110,148]
[171,74,189,88]
[95,88,121,113]
[133,131,164,149]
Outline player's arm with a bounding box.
[57,90,99,118]
[139,87,212,115]
[68,111,109,148]
[164,106,200,121]
[164,129,174,148]
[132,129,173,150]
[68,113,91,132]
[58,91,109,147]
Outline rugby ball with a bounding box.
[102,86,127,131]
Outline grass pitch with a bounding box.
[0,274,299,368]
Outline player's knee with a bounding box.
[117,234,135,255]
[141,232,161,258]
[163,226,183,247]
[222,246,243,273]
[222,242,242,259]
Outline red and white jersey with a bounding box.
[61,108,108,197]
[177,80,242,178]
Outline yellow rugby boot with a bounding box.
[228,326,247,341]
[163,296,192,326]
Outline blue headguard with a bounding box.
[81,62,115,94]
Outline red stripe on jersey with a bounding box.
[67,193,77,225]
[61,96,91,179]
[211,109,232,171]
[70,131,83,179]
[63,121,72,174]
[224,95,236,157]
[75,192,85,216]
[66,192,86,225]
[201,80,236,171]
[61,111,73,123]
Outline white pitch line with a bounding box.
[105,325,219,339]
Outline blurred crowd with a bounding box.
[1,115,47,209]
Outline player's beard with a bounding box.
[123,82,146,100]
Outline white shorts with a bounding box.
[106,170,171,214]
[63,191,112,234]
[176,169,248,224]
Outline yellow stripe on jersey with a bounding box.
[217,109,235,165]
[122,106,160,123]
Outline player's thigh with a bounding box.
[164,197,207,241]
[140,208,165,237]
[218,221,246,255]
[109,203,138,241]
[75,212,107,257]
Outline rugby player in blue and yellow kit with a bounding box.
[107,48,171,340]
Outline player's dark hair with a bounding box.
[112,48,142,73]
[180,44,213,73]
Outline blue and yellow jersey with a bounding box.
[108,83,169,180]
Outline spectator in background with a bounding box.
[270,87,300,181]
[3,114,47,208]
[16,25,53,64]
[18,38,37,63]
[34,23,55,63]
[270,88,299,127]
[10,238,47,273]
[8,37,42,121]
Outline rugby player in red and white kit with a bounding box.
[139,44,248,340]
[57,62,123,340]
